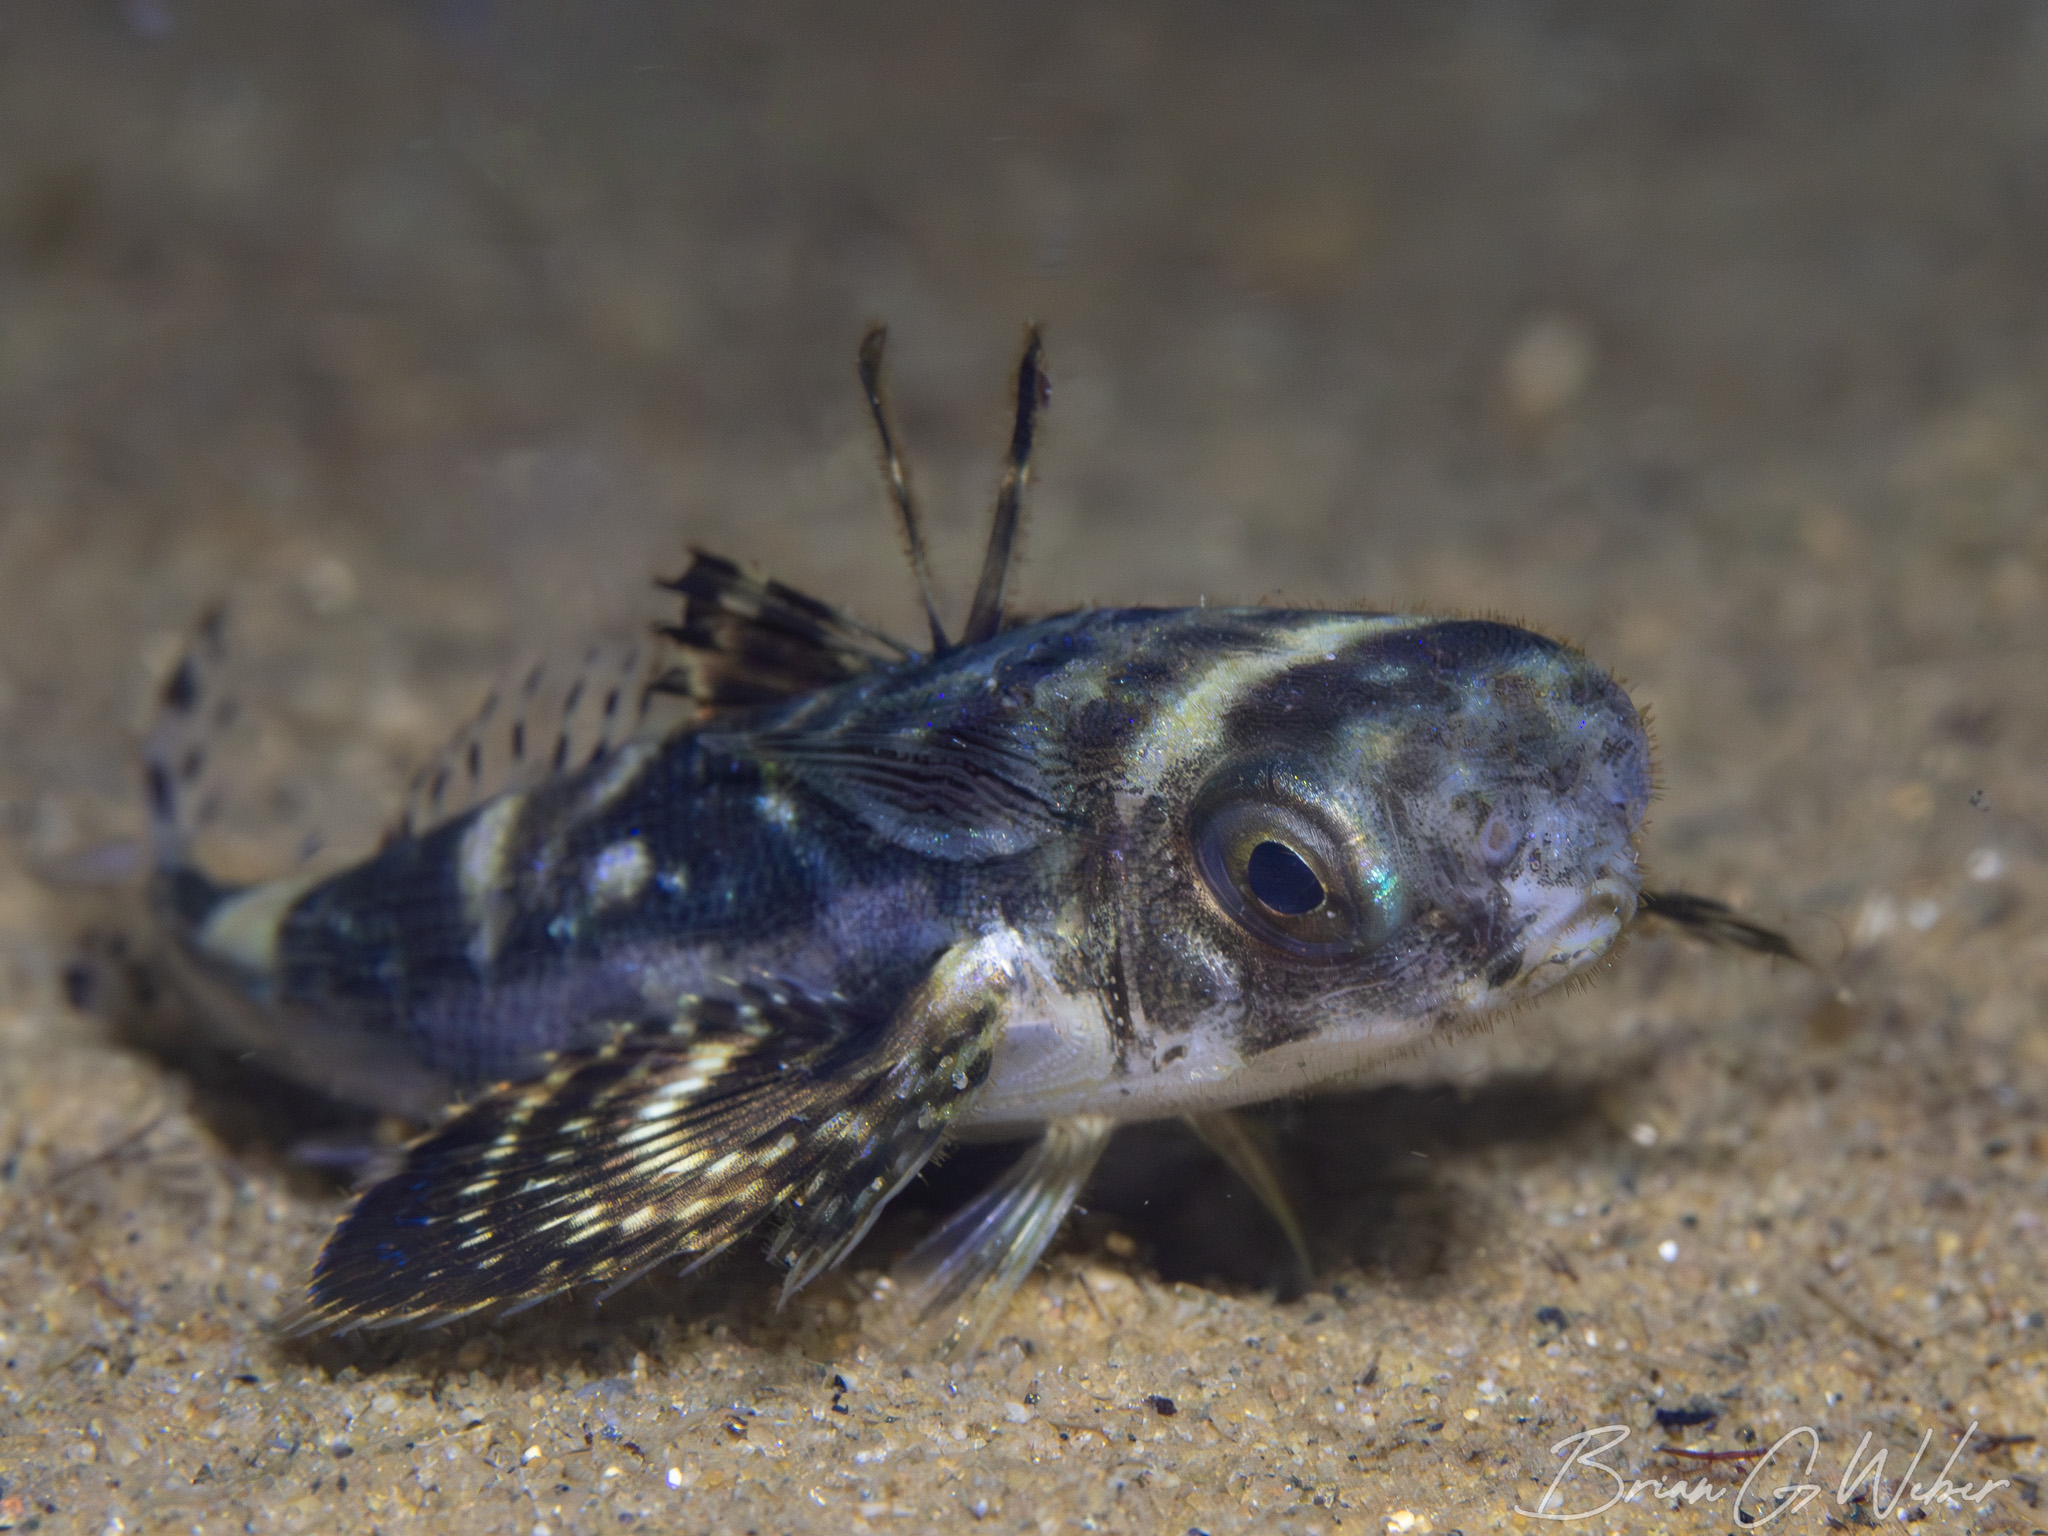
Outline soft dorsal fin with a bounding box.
[392,555,908,842]
[394,328,1043,839]
[393,638,686,840]
[650,550,910,711]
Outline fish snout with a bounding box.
[1509,870,1640,990]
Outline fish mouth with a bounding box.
[1512,875,1639,986]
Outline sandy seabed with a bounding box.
[0,3,2044,1532]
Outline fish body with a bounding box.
[141,331,1751,1350]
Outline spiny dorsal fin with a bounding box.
[397,554,910,841]
[292,976,1005,1333]
[393,638,688,841]
[959,324,1048,646]
[855,324,1050,653]
[651,550,910,713]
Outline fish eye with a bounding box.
[1191,781,1403,961]
[1245,839,1324,915]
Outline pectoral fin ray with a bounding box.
[739,723,1067,861]
[294,971,1006,1333]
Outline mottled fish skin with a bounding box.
[175,606,1646,1127]
[139,335,1682,1341]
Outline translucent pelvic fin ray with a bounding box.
[886,1113,1113,1360]
[1185,1108,1312,1290]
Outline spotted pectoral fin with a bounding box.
[738,725,1069,861]
[294,966,1011,1333]
[883,1114,1114,1359]
[651,550,911,713]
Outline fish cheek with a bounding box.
[1128,859,1244,1038]
[1095,803,1243,1044]
[1141,855,1358,1056]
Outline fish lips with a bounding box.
[1495,868,1642,992]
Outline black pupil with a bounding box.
[1245,840,1325,915]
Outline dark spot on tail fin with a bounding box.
[1638,889,1803,963]
[162,654,201,713]
[145,760,175,823]
[155,864,236,932]
[650,550,909,713]
[143,606,234,869]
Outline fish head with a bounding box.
[1128,613,1652,1071]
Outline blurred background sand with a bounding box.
[0,3,2044,1531]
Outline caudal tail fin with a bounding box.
[141,608,240,935]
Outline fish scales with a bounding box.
[143,327,1787,1352]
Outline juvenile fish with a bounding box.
[144,327,1791,1352]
